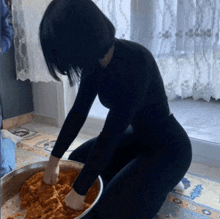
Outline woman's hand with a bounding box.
[64,189,86,210]
[43,162,60,185]
[43,155,60,185]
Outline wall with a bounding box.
[0,44,33,119]
[32,77,77,128]
[32,81,58,120]
[0,43,77,127]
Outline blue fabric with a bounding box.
[0,0,13,55]
[0,115,2,130]
[0,136,16,177]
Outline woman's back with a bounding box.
[93,38,170,125]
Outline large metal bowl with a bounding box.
[1,160,103,219]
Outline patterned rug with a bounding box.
[10,128,220,219]
[11,127,82,159]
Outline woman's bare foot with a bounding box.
[174,181,185,191]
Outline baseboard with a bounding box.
[2,113,34,130]
[32,114,59,127]
[32,114,104,133]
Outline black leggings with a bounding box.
[68,114,192,219]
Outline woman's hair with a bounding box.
[39,0,116,86]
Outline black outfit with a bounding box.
[51,38,192,219]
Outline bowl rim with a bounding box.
[1,160,104,219]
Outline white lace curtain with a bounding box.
[12,0,220,101]
[12,0,56,83]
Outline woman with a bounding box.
[40,0,192,218]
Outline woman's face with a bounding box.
[99,45,115,68]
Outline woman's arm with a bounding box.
[72,66,151,196]
[72,104,141,195]
[50,75,98,159]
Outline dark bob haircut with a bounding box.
[39,0,116,86]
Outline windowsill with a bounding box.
[169,97,220,144]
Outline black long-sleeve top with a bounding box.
[51,38,170,196]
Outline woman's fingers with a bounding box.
[51,174,59,185]
[43,174,51,184]
[43,164,59,185]
[52,165,60,184]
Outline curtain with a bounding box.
[12,0,57,82]
[130,0,220,101]
[12,0,220,101]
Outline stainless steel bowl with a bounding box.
[1,160,103,219]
